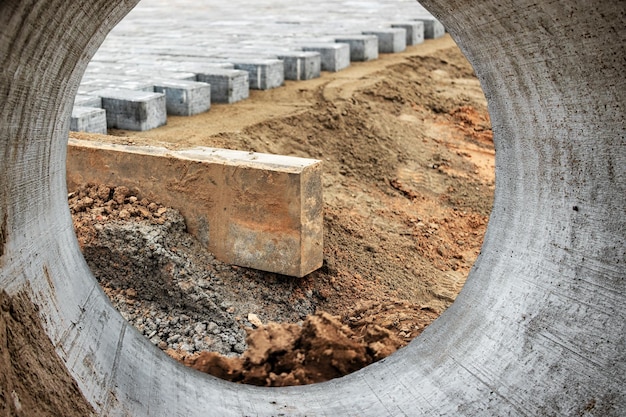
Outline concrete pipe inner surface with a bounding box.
[0,0,624,416]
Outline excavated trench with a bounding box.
[0,0,624,416]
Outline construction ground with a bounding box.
[68,34,494,386]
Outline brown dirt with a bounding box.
[67,35,494,387]
[183,304,438,387]
[0,290,95,417]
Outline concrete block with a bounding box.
[91,88,167,131]
[80,74,152,91]
[301,43,350,72]
[334,35,379,61]
[414,17,446,39]
[74,94,102,108]
[231,59,284,90]
[70,106,107,134]
[391,21,425,45]
[78,79,155,95]
[275,51,321,80]
[151,79,211,116]
[123,69,198,81]
[195,69,249,104]
[66,140,323,277]
[362,28,406,53]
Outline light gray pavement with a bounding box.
[74,0,441,131]
[3,0,625,415]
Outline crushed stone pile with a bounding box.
[70,183,438,384]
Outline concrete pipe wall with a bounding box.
[0,0,624,415]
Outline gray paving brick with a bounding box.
[195,69,249,104]
[362,28,407,53]
[74,95,102,108]
[335,35,379,61]
[414,17,446,39]
[151,79,212,116]
[391,22,425,46]
[275,51,321,80]
[76,0,440,130]
[301,43,350,72]
[92,89,167,131]
[231,59,285,90]
[70,106,107,134]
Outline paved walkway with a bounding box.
[74,0,439,132]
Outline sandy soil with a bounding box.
[66,34,494,387]
[0,290,95,416]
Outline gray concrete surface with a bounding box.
[74,94,103,108]
[392,21,425,46]
[301,43,351,72]
[70,106,108,134]
[195,68,250,103]
[335,35,380,61]
[415,17,445,39]
[232,59,285,90]
[0,0,624,416]
[152,79,212,116]
[93,88,167,131]
[362,28,407,53]
[70,0,440,130]
[275,51,321,81]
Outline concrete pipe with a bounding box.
[0,0,624,415]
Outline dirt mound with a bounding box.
[69,39,494,386]
[0,290,95,417]
[70,184,439,382]
[183,304,437,387]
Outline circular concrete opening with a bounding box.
[0,0,624,416]
[66,1,494,388]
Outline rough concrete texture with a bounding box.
[0,0,624,416]
[70,106,108,134]
[152,79,211,116]
[415,17,445,39]
[335,35,380,61]
[276,51,321,81]
[301,43,351,72]
[92,88,167,131]
[392,21,424,46]
[78,79,155,94]
[362,28,407,53]
[66,140,323,277]
[232,59,285,90]
[74,94,102,108]
[195,69,250,104]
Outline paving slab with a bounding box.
[362,28,407,53]
[335,35,379,61]
[195,68,250,104]
[67,140,323,277]
[275,51,321,80]
[74,94,102,108]
[301,43,351,72]
[231,59,285,90]
[151,79,212,116]
[78,79,155,94]
[70,106,107,134]
[91,88,167,131]
[76,0,439,129]
[391,21,425,45]
[414,17,446,39]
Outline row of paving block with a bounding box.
[71,17,445,134]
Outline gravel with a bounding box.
[71,184,321,357]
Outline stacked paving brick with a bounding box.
[71,0,445,133]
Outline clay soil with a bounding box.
[68,35,495,387]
